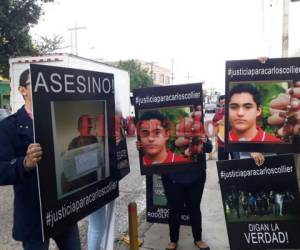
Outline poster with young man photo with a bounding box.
[133,83,206,175]
[225,58,300,153]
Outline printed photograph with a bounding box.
[136,105,205,169]
[152,174,167,206]
[51,100,110,199]
[228,81,294,144]
[224,187,300,223]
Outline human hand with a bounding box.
[250,152,265,166]
[24,143,42,171]
[174,105,206,157]
[267,82,300,137]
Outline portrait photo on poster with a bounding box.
[136,105,206,174]
[133,83,206,175]
[225,58,300,153]
[51,100,110,200]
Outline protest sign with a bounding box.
[225,57,300,153]
[133,83,206,175]
[30,64,119,240]
[146,174,190,225]
[217,154,300,249]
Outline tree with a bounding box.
[34,34,65,54]
[0,0,53,78]
[117,60,153,91]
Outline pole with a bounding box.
[128,202,139,250]
[67,24,86,56]
[171,59,174,84]
[282,0,289,57]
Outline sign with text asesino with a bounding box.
[30,64,119,240]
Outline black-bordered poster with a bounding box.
[133,83,205,175]
[225,58,300,153]
[217,154,300,250]
[146,174,190,225]
[30,64,119,240]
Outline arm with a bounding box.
[212,109,224,126]
[203,138,213,153]
[0,123,42,185]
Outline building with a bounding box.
[0,78,10,109]
[138,60,172,86]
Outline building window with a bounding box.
[165,76,170,85]
[152,73,156,82]
[160,74,164,84]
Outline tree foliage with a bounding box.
[34,34,64,55]
[117,60,153,91]
[0,0,53,77]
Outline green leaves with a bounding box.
[117,60,153,91]
[0,0,54,77]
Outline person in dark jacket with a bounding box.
[162,139,212,250]
[157,106,212,250]
[0,69,81,250]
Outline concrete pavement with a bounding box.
[116,157,231,250]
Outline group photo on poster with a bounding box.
[133,83,207,175]
[217,154,300,249]
[225,57,300,153]
[30,64,119,240]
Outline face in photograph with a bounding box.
[229,92,262,138]
[228,83,284,143]
[139,118,170,161]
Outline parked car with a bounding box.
[0,108,10,121]
[204,103,217,113]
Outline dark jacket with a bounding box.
[163,139,213,184]
[0,106,43,242]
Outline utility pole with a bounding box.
[171,59,174,84]
[67,24,86,55]
[145,61,157,82]
[282,0,289,57]
[187,72,193,83]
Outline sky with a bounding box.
[31,0,300,92]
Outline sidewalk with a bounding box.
[117,158,230,250]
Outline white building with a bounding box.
[138,60,172,86]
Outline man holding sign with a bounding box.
[0,69,81,250]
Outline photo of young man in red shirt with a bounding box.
[137,110,189,166]
[228,84,282,143]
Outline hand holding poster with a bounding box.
[133,83,206,175]
[217,154,300,249]
[225,57,300,153]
